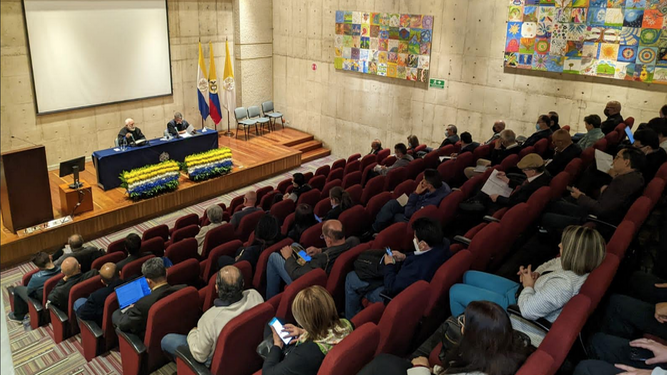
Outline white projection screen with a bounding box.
[23,0,172,114]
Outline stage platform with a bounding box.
[0,128,330,268]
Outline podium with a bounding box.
[58,181,93,216]
[0,146,54,233]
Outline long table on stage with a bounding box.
[92,130,219,190]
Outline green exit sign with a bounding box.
[429,78,445,89]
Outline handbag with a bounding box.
[438,314,464,362]
[353,249,386,281]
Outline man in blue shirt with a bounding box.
[369,168,451,233]
[7,252,61,322]
[345,217,451,318]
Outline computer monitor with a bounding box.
[59,156,85,189]
[625,127,635,144]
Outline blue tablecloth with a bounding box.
[92,131,219,190]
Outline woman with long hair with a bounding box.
[288,203,318,242]
[217,214,283,271]
[263,286,353,375]
[358,301,530,375]
[407,135,420,154]
[324,186,353,220]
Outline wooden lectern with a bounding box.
[0,146,54,233]
[58,181,93,215]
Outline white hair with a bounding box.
[125,118,134,126]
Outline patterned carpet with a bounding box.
[0,155,337,375]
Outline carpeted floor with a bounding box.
[0,155,337,375]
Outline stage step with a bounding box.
[294,140,323,153]
[282,134,314,147]
[302,148,331,163]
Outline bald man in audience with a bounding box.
[53,234,104,272]
[230,191,261,228]
[484,120,506,145]
[75,263,124,326]
[601,101,624,135]
[47,257,98,311]
[369,139,383,155]
[546,129,582,176]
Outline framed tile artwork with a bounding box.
[504,0,667,84]
[334,11,434,82]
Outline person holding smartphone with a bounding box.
[574,338,667,375]
[263,286,353,375]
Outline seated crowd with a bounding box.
[6,100,667,375]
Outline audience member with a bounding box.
[266,220,359,299]
[647,117,667,153]
[439,125,459,148]
[574,338,667,375]
[372,143,414,177]
[484,120,506,145]
[263,286,353,375]
[196,205,226,255]
[161,266,263,365]
[601,101,624,135]
[7,252,60,322]
[454,132,479,155]
[324,186,353,220]
[549,111,561,132]
[113,258,184,338]
[661,105,667,118]
[345,217,451,318]
[522,115,553,148]
[449,225,605,346]
[369,139,382,155]
[230,191,261,228]
[362,301,530,375]
[218,214,283,271]
[53,234,104,272]
[407,135,420,154]
[74,262,123,326]
[597,292,667,343]
[283,173,313,202]
[370,169,451,233]
[546,129,582,176]
[116,233,152,272]
[47,257,99,311]
[464,129,520,179]
[287,203,318,243]
[542,147,645,231]
[577,114,604,150]
[633,128,667,182]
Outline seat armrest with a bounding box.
[116,328,147,354]
[585,215,618,230]
[175,345,211,375]
[28,297,44,312]
[78,318,104,338]
[452,235,471,246]
[507,304,553,333]
[482,215,501,223]
[379,292,393,303]
[49,304,68,323]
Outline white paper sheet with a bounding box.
[396,193,409,207]
[595,149,613,174]
[481,169,513,198]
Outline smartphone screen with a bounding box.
[269,317,292,345]
[314,214,322,223]
[298,250,312,262]
[385,247,393,256]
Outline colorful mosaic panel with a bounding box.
[505,0,667,84]
[335,11,434,82]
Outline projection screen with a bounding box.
[23,0,172,114]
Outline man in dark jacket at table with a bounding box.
[166,112,191,137]
[118,118,146,146]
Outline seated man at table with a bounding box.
[118,118,146,146]
[166,112,192,137]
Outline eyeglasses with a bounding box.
[320,234,325,240]
[457,314,465,327]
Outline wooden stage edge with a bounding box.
[0,130,314,268]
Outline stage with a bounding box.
[0,128,329,268]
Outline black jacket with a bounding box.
[54,246,105,273]
[601,113,624,135]
[230,206,263,228]
[263,341,326,375]
[76,278,124,326]
[117,127,146,144]
[116,252,152,272]
[324,205,344,220]
[496,172,552,208]
[489,144,522,165]
[459,142,479,154]
[47,269,99,311]
[546,144,582,176]
[167,119,190,136]
[114,284,185,338]
[284,237,360,280]
[643,148,667,182]
[523,128,553,148]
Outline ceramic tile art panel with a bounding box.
[504,0,667,84]
[334,11,434,82]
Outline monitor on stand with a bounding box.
[59,156,85,189]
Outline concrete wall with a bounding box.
[1,0,235,166]
[272,0,667,158]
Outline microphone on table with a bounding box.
[10,135,40,147]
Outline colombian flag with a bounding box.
[208,42,222,125]
[197,43,209,121]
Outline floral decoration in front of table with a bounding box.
[119,160,180,200]
[182,147,233,182]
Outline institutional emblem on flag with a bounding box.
[197,42,210,121]
[221,39,237,123]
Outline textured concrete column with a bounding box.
[233,0,273,108]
